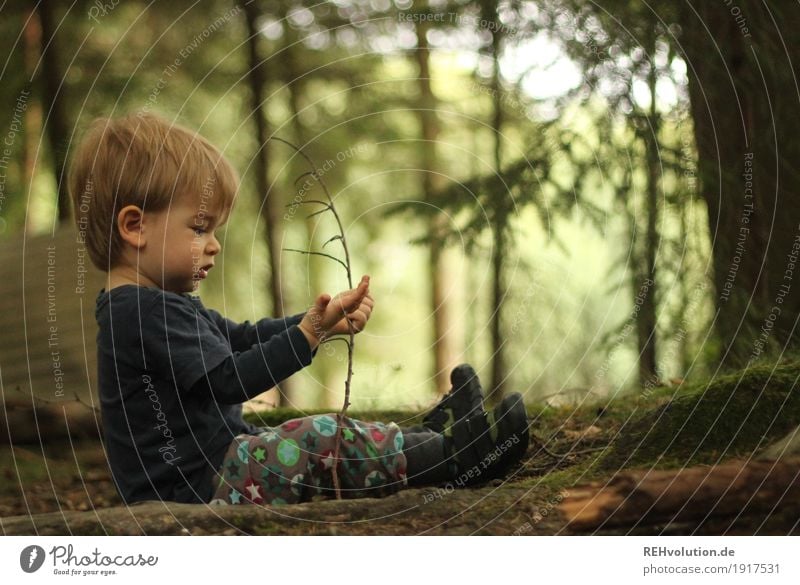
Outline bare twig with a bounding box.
[528,429,608,459]
[528,432,563,459]
[284,199,329,208]
[72,392,101,414]
[281,248,349,272]
[13,387,100,414]
[272,136,356,500]
[293,171,319,187]
[567,445,607,455]
[305,207,331,220]
[321,337,352,350]
[322,235,343,248]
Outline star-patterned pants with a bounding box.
[209,414,408,506]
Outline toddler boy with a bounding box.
[70,113,529,505]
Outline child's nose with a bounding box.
[207,234,221,255]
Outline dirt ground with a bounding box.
[3,377,798,536]
[0,408,610,535]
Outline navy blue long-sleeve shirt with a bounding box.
[95,285,314,504]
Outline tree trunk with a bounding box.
[241,0,290,404]
[279,19,331,408]
[676,199,690,376]
[23,7,42,234]
[414,13,457,395]
[679,3,800,368]
[487,7,507,404]
[37,2,70,224]
[635,25,660,388]
[489,218,507,403]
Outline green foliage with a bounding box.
[0,0,727,406]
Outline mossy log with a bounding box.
[561,456,800,533]
[600,362,800,470]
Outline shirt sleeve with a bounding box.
[191,325,315,404]
[205,310,306,352]
[143,294,234,393]
[145,295,315,404]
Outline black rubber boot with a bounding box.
[443,392,530,486]
[401,430,456,487]
[406,364,529,488]
[422,364,486,433]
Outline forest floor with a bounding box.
[2,361,799,535]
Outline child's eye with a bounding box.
[193,227,206,236]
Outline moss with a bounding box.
[243,408,425,428]
[600,361,800,471]
[0,445,81,499]
[251,522,285,535]
[515,456,605,492]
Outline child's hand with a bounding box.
[298,275,373,348]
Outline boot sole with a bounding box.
[488,392,530,478]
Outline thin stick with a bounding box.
[282,248,349,273]
[528,431,566,459]
[284,199,329,208]
[272,136,355,500]
[13,386,100,414]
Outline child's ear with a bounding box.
[117,205,146,249]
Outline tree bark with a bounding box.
[241,1,290,404]
[414,13,457,395]
[279,16,331,407]
[636,24,660,388]
[489,218,507,403]
[679,2,800,368]
[36,2,70,224]
[22,7,42,235]
[487,4,507,404]
[676,199,690,376]
[561,457,800,532]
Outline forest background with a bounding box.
[2,0,795,416]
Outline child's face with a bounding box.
[140,194,225,293]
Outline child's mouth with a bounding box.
[196,264,213,280]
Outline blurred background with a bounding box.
[1,0,796,414]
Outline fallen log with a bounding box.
[0,498,407,536]
[0,485,542,536]
[560,456,800,533]
[760,425,800,460]
[1,397,101,445]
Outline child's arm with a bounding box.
[206,310,307,352]
[143,278,372,405]
[145,294,314,405]
[192,276,373,404]
[190,326,314,404]
[205,272,372,352]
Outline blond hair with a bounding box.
[68,112,239,271]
